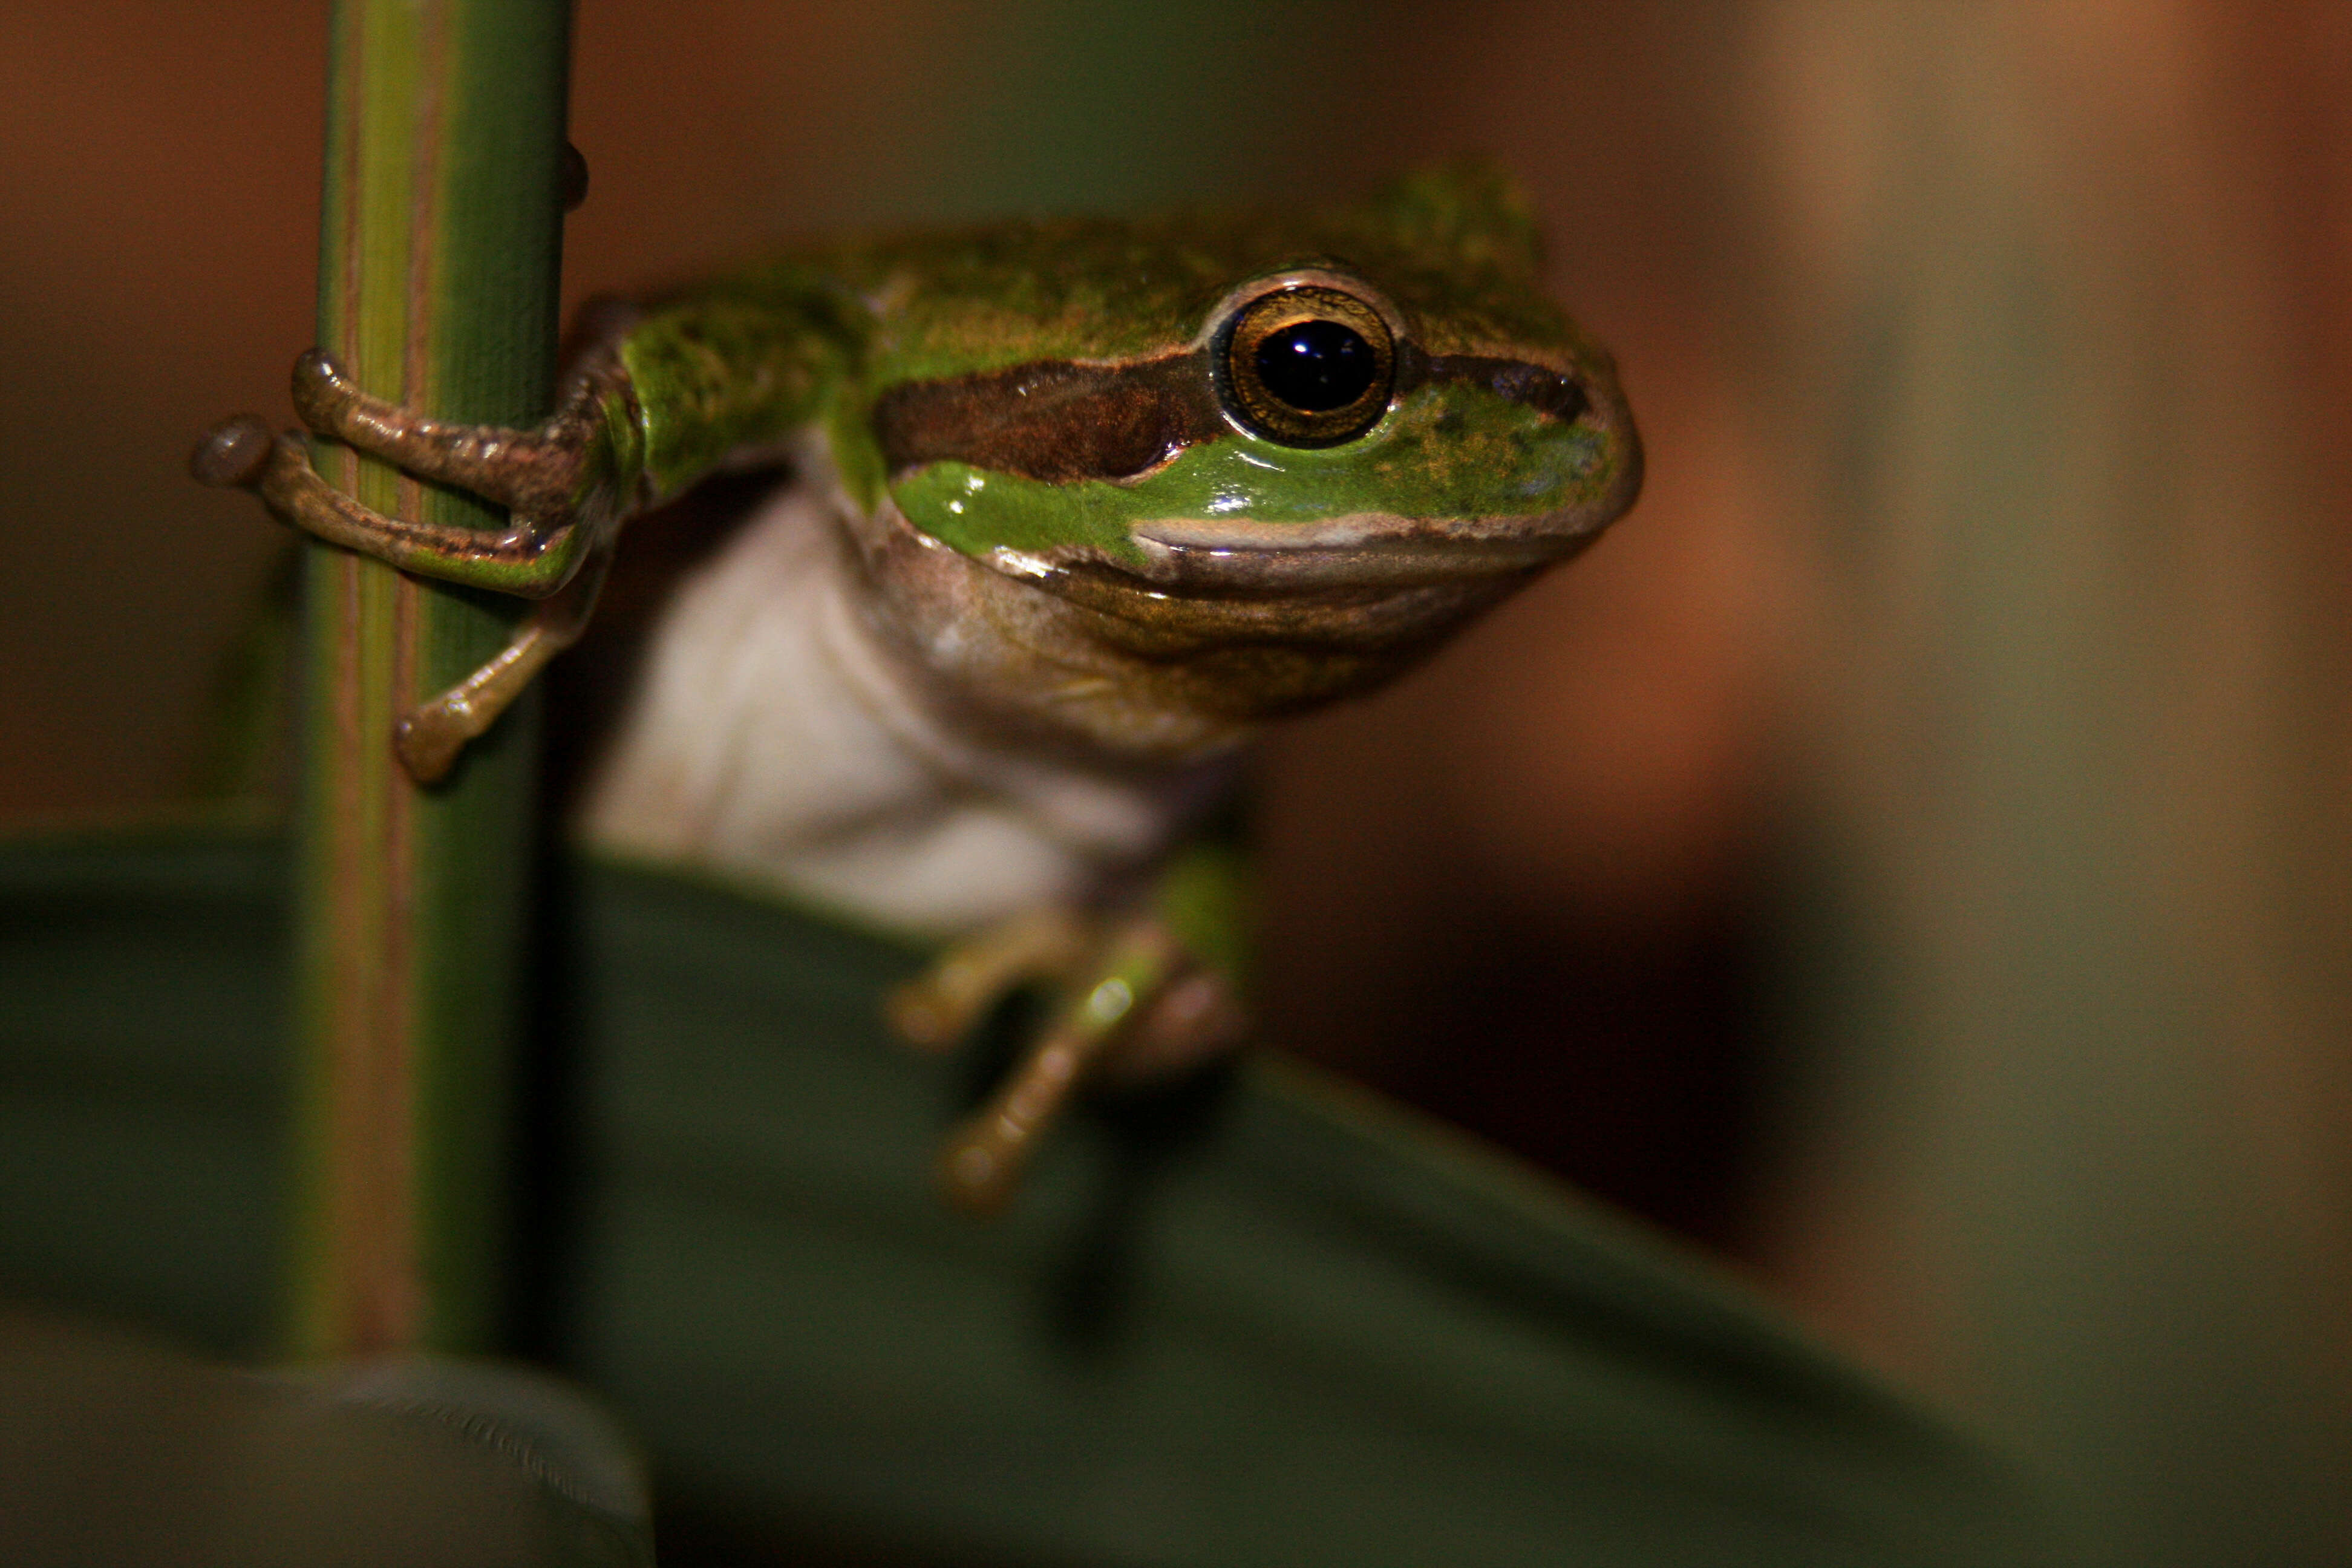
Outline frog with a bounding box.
[192,161,1642,1214]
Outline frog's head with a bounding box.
[837,163,1642,740]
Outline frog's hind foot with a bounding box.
[886,907,1091,1049]
[904,912,1250,1217]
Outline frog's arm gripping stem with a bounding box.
[197,350,638,598]
[194,347,646,782]
[198,278,855,781]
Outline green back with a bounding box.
[720,163,1587,387]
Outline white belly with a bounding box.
[577,476,1214,937]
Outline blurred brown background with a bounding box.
[2,2,2347,1563]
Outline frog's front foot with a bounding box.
[194,350,632,782]
[892,907,1250,1216]
[193,351,603,597]
[284,350,592,528]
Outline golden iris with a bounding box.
[1218,286,1396,447]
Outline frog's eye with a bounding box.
[1218,285,1397,447]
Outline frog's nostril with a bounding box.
[1541,376,1590,424]
[1492,364,1587,423]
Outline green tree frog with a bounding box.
[194,163,1641,1212]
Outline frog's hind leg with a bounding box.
[396,545,614,783]
[931,918,1249,1216]
[886,907,1091,1050]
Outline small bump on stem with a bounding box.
[561,142,589,212]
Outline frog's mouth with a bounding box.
[964,508,1616,657]
[1122,511,1601,590]
[860,491,1616,727]
[977,505,1613,601]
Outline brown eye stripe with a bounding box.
[874,353,1223,484]
[1422,354,1590,425]
[872,348,1590,485]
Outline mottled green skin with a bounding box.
[609,163,1629,559]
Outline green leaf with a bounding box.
[0,829,2071,1566]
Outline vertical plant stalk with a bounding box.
[292,0,572,1359]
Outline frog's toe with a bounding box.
[936,1013,1094,1217]
[191,416,281,490]
[287,348,586,516]
[393,707,469,785]
[290,347,358,428]
[885,907,1089,1051]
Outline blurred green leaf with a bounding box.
[0,829,2067,1565]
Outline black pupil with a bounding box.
[1253,319,1376,413]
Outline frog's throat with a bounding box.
[845,486,1541,762]
[581,470,1228,938]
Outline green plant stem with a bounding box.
[291,0,572,1359]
